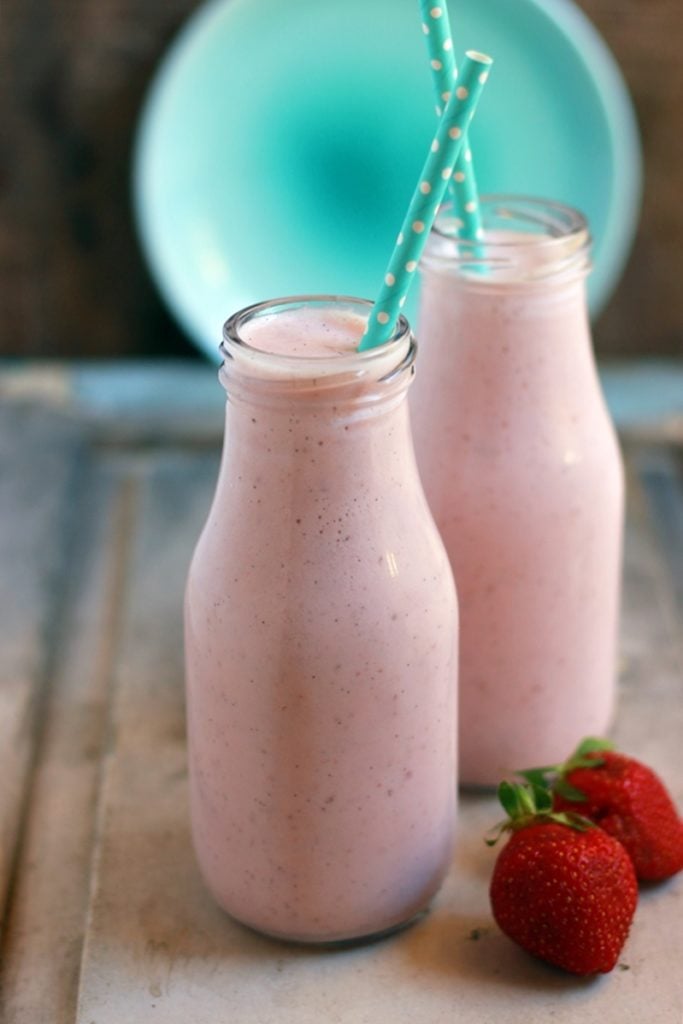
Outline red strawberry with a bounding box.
[523,738,683,882]
[488,781,637,975]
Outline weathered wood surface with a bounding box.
[0,371,682,1022]
[1,0,682,359]
[0,456,133,1024]
[0,404,84,920]
[1,359,682,446]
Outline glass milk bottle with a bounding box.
[184,296,457,943]
[412,198,624,787]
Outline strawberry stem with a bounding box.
[516,736,615,795]
[485,780,595,845]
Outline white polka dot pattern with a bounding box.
[358,51,492,351]
[417,0,483,242]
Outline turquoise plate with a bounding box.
[133,0,642,360]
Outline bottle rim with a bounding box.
[423,194,592,284]
[220,295,416,394]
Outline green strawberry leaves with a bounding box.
[516,765,555,789]
[517,736,615,796]
[498,780,550,818]
[574,736,615,758]
[554,778,589,802]
[486,739,617,846]
[486,780,593,846]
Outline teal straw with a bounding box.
[419,1,483,240]
[359,50,492,352]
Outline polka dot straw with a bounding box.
[419,0,483,242]
[358,50,492,352]
[358,52,491,356]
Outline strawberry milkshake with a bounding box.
[184,297,458,943]
[412,198,624,786]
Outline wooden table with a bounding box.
[0,362,682,1023]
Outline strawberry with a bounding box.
[522,738,683,882]
[488,781,637,975]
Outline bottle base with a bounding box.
[459,779,499,794]
[229,905,431,948]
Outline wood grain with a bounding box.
[0,404,84,921]
[0,378,681,1021]
[72,447,683,1023]
[0,460,133,1023]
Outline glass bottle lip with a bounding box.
[221,295,415,389]
[423,194,592,284]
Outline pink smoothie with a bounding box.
[184,301,457,942]
[412,223,624,786]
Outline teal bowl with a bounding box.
[133,0,642,361]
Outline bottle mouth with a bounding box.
[423,195,592,284]
[220,295,416,398]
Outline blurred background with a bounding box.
[1,0,681,361]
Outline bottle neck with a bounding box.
[221,386,416,482]
[419,257,591,341]
[220,295,416,414]
[414,199,603,435]
[417,196,594,391]
[216,376,422,525]
[216,295,420,488]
